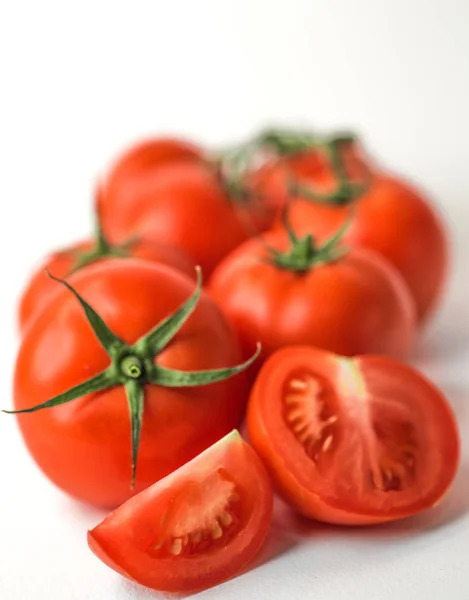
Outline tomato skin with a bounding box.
[247,346,460,525]
[209,230,415,371]
[99,140,276,276]
[14,260,249,508]
[254,151,449,323]
[88,431,273,593]
[98,137,202,244]
[18,238,195,334]
[100,137,202,214]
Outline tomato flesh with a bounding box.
[247,346,459,525]
[88,431,273,593]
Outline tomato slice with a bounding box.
[88,431,273,592]
[247,346,459,525]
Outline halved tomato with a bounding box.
[88,431,273,593]
[247,346,459,525]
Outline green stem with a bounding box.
[263,207,353,273]
[68,203,138,273]
[94,206,112,254]
[4,268,260,488]
[216,127,372,207]
[121,356,144,379]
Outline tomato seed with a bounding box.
[290,378,308,391]
[219,512,233,527]
[284,394,302,407]
[191,531,202,545]
[171,539,183,556]
[211,523,223,540]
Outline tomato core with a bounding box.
[282,358,420,498]
[151,468,242,558]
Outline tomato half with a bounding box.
[88,430,273,593]
[98,138,277,276]
[13,260,253,508]
[252,143,448,323]
[209,228,415,372]
[247,346,460,525]
[18,237,194,333]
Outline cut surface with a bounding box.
[88,430,273,593]
[283,372,339,468]
[248,346,459,523]
[151,469,242,557]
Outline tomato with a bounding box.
[11,260,258,508]
[101,137,202,188]
[209,223,415,373]
[250,133,448,323]
[18,235,194,334]
[88,430,273,593]
[98,137,202,235]
[247,346,460,525]
[98,138,277,276]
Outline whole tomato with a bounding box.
[98,138,278,276]
[209,219,415,373]
[18,219,195,333]
[248,130,448,323]
[10,260,258,508]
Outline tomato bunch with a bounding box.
[5,126,459,593]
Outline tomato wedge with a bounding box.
[247,346,459,525]
[88,431,273,592]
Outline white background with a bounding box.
[1,1,468,599]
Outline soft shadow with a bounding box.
[118,578,173,599]
[284,460,469,542]
[412,296,468,368]
[106,499,299,600]
[435,382,468,422]
[56,493,109,529]
[247,498,300,571]
[103,466,469,599]
[382,460,469,533]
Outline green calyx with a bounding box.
[213,127,372,207]
[209,141,260,206]
[67,205,138,273]
[4,267,260,488]
[257,127,372,206]
[264,207,352,273]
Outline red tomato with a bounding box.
[18,237,194,333]
[251,138,448,322]
[102,137,201,185]
[88,430,273,593]
[99,137,202,232]
[98,138,277,276]
[247,346,460,525]
[13,260,254,508]
[209,227,415,372]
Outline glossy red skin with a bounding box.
[209,230,416,373]
[247,346,460,525]
[18,238,195,334]
[88,432,273,593]
[99,139,276,276]
[253,150,448,323]
[103,137,202,185]
[14,260,249,508]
